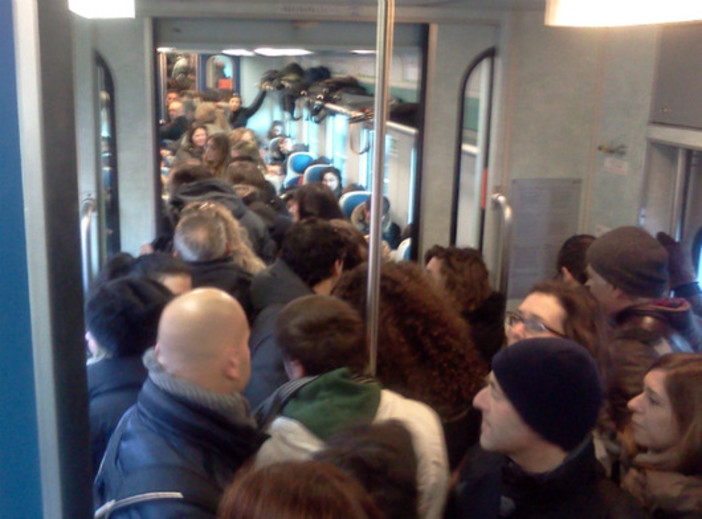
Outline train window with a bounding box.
[205,55,235,92]
[451,48,496,249]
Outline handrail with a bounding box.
[491,193,513,296]
[349,121,372,155]
[366,0,395,377]
[80,197,96,294]
[386,120,417,137]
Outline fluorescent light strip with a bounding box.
[546,0,702,27]
[222,49,256,57]
[254,48,313,57]
[68,0,135,19]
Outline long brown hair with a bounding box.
[218,461,384,519]
[333,261,487,419]
[649,354,702,475]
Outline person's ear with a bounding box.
[283,359,305,380]
[560,266,575,283]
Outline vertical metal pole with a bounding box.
[366,0,395,376]
[671,148,688,240]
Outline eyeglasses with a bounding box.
[505,311,566,338]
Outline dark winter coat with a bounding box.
[94,378,266,518]
[447,440,649,519]
[87,356,147,477]
[228,89,267,129]
[463,291,506,365]
[243,259,313,409]
[187,257,254,322]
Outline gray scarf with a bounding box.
[143,348,256,429]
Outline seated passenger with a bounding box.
[85,276,172,477]
[321,166,343,198]
[623,353,702,518]
[94,288,266,518]
[289,182,344,222]
[173,208,255,320]
[244,218,347,409]
[555,234,596,285]
[173,123,208,168]
[425,245,506,364]
[333,262,487,471]
[315,421,419,519]
[254,295,449,519]
[351,196,401,249]
[586,226,699,432]
[219,461,383,519]
[448,338,648,519]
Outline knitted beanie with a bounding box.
[492,338,604,451]
[85,276,173,358]
[586,226,668,298]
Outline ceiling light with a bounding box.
[254,48,313,57]
[351,50,376,55]
[222,49,256,57]
[68,0,135,19]
[545,0,702,26]
[157,47,176,53]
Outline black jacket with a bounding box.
[243,259,313,409]
[228,89,267,129]
[94,378,266,518]
[448,441,649,519]
[87,356,147,477]
[187,257,254,322]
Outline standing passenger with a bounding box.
[228,88,267,129]
[449,338,648,519]
[94,288,266,518]
[244,218,347,408]
[586,226,698,431]
[255,295,449,519]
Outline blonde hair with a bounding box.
[181,201,265,275]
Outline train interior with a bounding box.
[4,0,702,517]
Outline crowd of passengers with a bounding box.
[87,86,702,519]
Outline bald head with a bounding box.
[155,288,250,394]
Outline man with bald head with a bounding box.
[160,99,189,142]
[94,288,267,519]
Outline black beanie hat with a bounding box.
[492,338,604,451]
[85,276,173,358]
[586,226,668,298]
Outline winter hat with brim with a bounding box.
[586,226,668,298]
[492,337,604,451]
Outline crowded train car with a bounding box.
[4,0,702,517]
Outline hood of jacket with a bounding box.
[170,178,247,219]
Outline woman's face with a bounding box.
[192,128,208,148]
[506,292,566,345]
[271,124,283,137]
[204,138,221,162]
[322,172,339,192]
[279,138,294,154]
[628,370,682,452]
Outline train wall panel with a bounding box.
[75,17,158,256]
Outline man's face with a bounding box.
[166,91,180,106]
[229,96,242,112]
[585,266,620,316]
[473,373,541,456]
[168,101,183,121]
